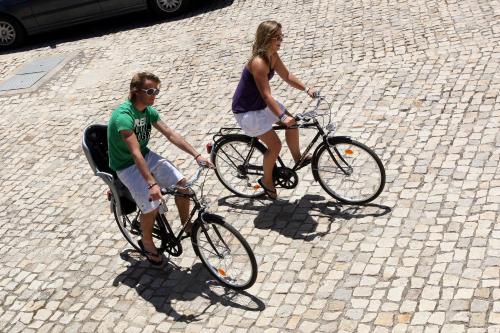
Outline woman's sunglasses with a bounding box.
[141,88,160,96]
[271,34,284,42]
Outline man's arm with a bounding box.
[121,130,162,200]
[153,120,214,167]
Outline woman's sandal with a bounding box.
[257,178,277,200]
[296,154,313,170]
[138,239,163,266]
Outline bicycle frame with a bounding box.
[211,95,355,179]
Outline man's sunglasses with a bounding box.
[141,88,160,96]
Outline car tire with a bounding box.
[0,15,25,50]
[148,0,192,17]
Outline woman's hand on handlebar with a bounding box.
[283,115,297,127]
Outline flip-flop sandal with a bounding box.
[296,154,313,170]
[257,178,277,200]
[138,239,163,266]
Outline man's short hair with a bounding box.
[129,72,161,101]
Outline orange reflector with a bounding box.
[218,268,226,276]
[345,149,353,155]
[253,184,261,190]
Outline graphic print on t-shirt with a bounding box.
[134,117,151,142]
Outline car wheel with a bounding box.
[148,0,192,17]
[0,15,25,50]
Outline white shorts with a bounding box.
[233,101,287,137]
[117,150,184,214]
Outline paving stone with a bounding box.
[0,0,499,332]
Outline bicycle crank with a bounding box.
[273,167,299,189]
[163,234,183,257]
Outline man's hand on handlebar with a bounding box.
[307,87,318,99]
[195,155,215,169]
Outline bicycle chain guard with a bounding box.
[273,167,299,189]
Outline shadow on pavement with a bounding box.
[112,249,264,323]
[218,194,392,241]
[1,0,234,55]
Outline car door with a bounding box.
[99,0,146,15]
[29,0,102,29]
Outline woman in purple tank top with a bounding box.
[232,20,317,200]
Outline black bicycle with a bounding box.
[209,93,386,205]
[82,125,257,291]
[115,166,258,290]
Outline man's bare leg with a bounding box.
[140,209,162,263]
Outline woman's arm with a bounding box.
[274,54,315,98]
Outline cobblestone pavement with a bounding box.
[0,0,499,332]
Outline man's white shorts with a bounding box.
[233,101,286,137]
[117,150,184,214]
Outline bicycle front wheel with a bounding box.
[212,135,266,198]
[313,138,386,204]
[192,214,257,290]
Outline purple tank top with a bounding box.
[232,66,275,113]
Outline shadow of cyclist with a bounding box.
[217,194,391,241]
[112,249,264,323]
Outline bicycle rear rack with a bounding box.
[211,127,243,141]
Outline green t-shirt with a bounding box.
[107,100,160,171]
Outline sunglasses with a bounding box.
[271,34,284,42]
[141,88,160,96]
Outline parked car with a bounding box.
[0,0,192,49]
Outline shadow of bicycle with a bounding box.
[217,194,392,241]
[112,249,264,323]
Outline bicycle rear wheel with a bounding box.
[313,138,385,204]
[212,135,266,198]
[112,200,167,252]
[192,214,257,290]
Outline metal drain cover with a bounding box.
[0,55,66,92]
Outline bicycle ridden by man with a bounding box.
[107,71,213,265]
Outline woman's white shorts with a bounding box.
[233,101,286,137]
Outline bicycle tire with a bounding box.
[191,214,257,290]
[313,138,385,204]
[212,135,268,198]
[112,200,167,252]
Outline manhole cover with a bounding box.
[0,54,72,93]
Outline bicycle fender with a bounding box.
[311,136,352,182]
[326,136,352,145]
[200,212,225,224]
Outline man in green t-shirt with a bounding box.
[108,72,213,265]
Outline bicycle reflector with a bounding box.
[206,142,213,154]
[345,149,354,155]
[218,268,227,276]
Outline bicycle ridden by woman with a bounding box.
[232,20,317,200]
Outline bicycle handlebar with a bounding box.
[159,164,211,196]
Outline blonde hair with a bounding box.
[249,20,282,67]
[129,72,160,101]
